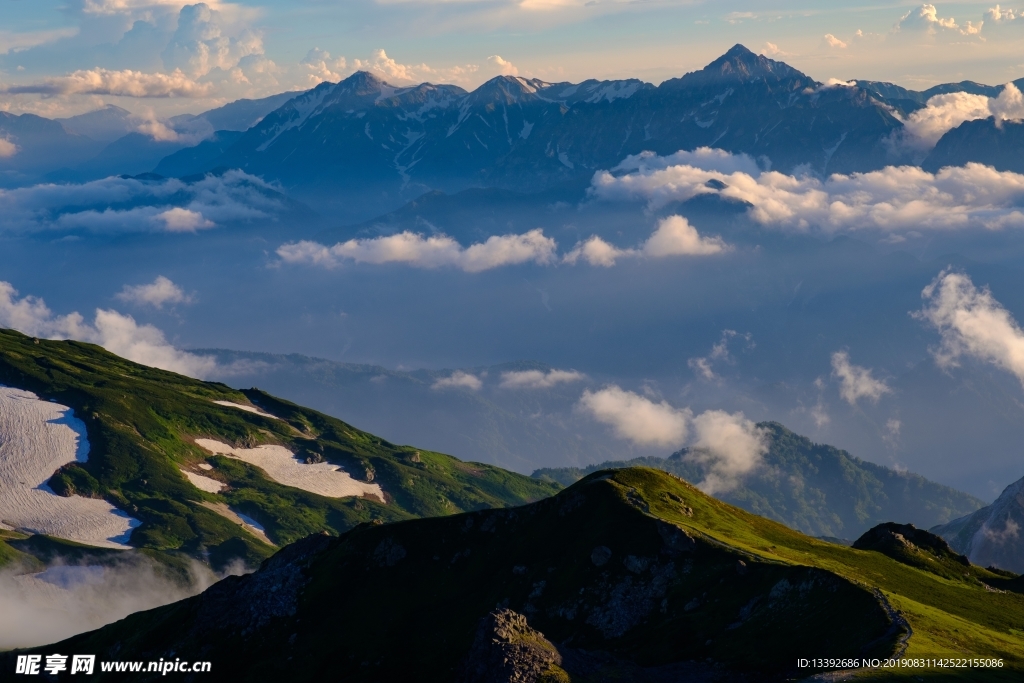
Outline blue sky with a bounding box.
[1,1,1023,117]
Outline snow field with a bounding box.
[0,387,139,548]
[178,468,225,493]
[194,438,385,502]
[199,502,274,546]
[212,400,280,419]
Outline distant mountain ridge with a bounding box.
[534,422,984,539]
[933,475,1024,573]
[183,45,905,219]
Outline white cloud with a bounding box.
[831,351,892,405]
[897,83,1024,154]
[487,55,518,76]
[0,171,280,235]
[578,386,691,447]
[4,68,214,98]
[987,5,1021,23]
[685,410,768,494]
[563,236,630,267]
[916,270,1024,385]
[161,3,263,79]
[156,207,215,232]
[116,276,192,308]
[0,139,17,158]
[81,0,214,15]
[276,229,557,272]
[301,48,348,84]
[499,369,585,389]
[688,330,752,380]
[642,215,729,256]
[590,148,1024,234]
[563,215,729,267]
[0,281,216,378]
[432,371,483,391]
[577,384,767,492]
[824,34,848,49]
[895,4,983,36]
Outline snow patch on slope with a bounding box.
[0,387,139,548]
[256,84,335,152]
[179,468,224,493]
[585,81,642,103]
[195,438,385,502]
[212,400,279,420]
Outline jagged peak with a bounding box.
[335,70,391,95]
[661,43,812,90]
[470,75,552,102]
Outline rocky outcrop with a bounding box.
[457,610,566,683]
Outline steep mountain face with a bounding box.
[923,117,1024,173]
[192,45,902,220]
[0,330,558,569]
[933,476,1024,573]
[15,467,1023,681]
[534,422,983,540]
[0,113,102,186]
[151,130,244,178]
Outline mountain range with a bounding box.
[5,44,1024,222]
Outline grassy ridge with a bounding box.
[535,422,984,539]
[0,330,559,567]
[21,467,1024,681]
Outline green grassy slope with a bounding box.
[0,329,559,568]
[18,468,1023,682]
[535,422,984,540]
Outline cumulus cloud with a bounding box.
[987,5,1022,23]
[301,48,348,83]
[578,386,691,447]
[577,385,766,493]
[161,3,263,79]
[642,215,729,256]
[563,215,729,267]
[487,55,518,76]
[0,281,217,378]
[895,4,983,36]
[157,207,215,232]
[0,170,280,235]
[916,270,1024,384]
[0,138,17,158]
[277,229,556,272]
[590,147,1024,234]
[896,83,1024,154]
[116,276,192,308]
[831,351,892,405]
[432,371,483,391]
[823,34,848,48]
[688,330,753,380]
[3,68,214,98]
[685,410,768,494]
[499,368,585,389]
